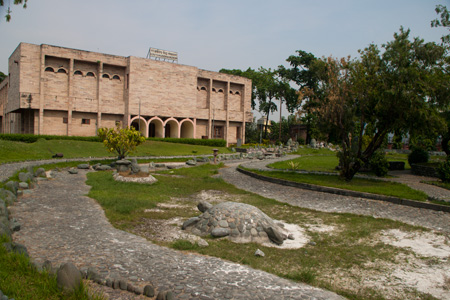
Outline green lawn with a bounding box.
[268,155,339,172]
[0,139,231,164]
[243,167,428,201]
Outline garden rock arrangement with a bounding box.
[182,201,290,245]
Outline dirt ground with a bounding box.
[130,190,450,300]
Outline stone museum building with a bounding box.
[0,43,253,145]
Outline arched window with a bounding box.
[45,67,54,72]
[200,86,207,91]
[86,72,95,77]
[112,75,121,80]
[235,91,241,95]
[212,88,217,92]
[230,90,233,94]
[57,68,67,74]
[102,74,110,79]
[218,89,224,93]
[74,70,83,75]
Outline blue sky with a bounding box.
[1,0,449,120]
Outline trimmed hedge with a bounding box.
[0,133,102,143]
[147,137,226,147]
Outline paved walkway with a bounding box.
[10,168,344,300]
[220,158,450,233]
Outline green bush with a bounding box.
[437,158,450,183]
[0,133,101,143]
[369,150,389,177]
[147,137,226,147]
[407,147,429,165]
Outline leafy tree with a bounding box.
[278,50,326,143]
[268,115,297,144]
[97,125,146,160]
[432,4,450,44]
[0,72,6,83]
[305,28,450,181]
[0,0,27,22]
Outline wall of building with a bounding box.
[3,43,253,145]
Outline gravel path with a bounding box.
[10,169,344,300]
[220,158,450,233]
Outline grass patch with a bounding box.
[0,139,230,164]
[85,164,432,300]
[0,235,103,300]
[268,155,339,172]
[241,167,428,201]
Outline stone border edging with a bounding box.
[237,167,450,213]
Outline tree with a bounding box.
[0,72,6,83]
[305,28,450,181]
[278,50,327,143]
[1,0,27,22]
[97,125,146,160]
[432,4,450,44]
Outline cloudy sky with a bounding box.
[1,0,449,119]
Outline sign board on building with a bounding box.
[147,47,178,63]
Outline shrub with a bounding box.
[0,133,101,143]
[369,150,389,177]
[98,125,146,160]
[297,138,305,145]
[437,158,450,183]
[407,147,429,166]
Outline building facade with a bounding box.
[0,43,253,145]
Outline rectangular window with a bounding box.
[81,119,90,125]
[63,117,68,124]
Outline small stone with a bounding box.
[143,285,155,297]
[113,279,120,289]
[127,283,135,292]
[211,227,230,237]
[218,220,228,228]
[197,239,209,247]
[119,279,127,290]
[105,279,113,287]
[9,219,21,232]
[42,260,52,272]
[77,164,90,169]
[309,241,317,246]
[255,249,265,257]
[166,291,174,300]
[18,182,29,189]
[288,234,295,240]
[186,160,197,166]
[34,167,47,178]
[182,217,199,230]
[68,168,78,174]
[156,291,166,300]
[197,201,213,212]
[134,286,143,295]
[13,243,28,256]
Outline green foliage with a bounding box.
[147,137,226,147]
[0,71,6,83]
[171,239,200,251]
[437,158,450,183]
[1,0,28,22]
[0,133,101,143]
[408,148,430,165]
[97,125,146,160]
[368,150,389,177]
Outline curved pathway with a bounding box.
[10,168,344,300]
[220,158,450,233]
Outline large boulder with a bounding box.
[34,167,47,178]
[116,159,131,172]
[56,263,82,292]
[18,172,33,183]
[0,188,16,206]
[4,182,18,196]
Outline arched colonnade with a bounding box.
[129,116,195,139]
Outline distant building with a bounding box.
[0,43,253,145]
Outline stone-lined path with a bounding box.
[10,168,344,300]
[220,158,450,233]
